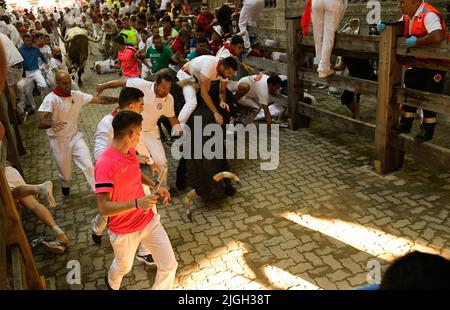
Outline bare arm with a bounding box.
[90,96,118,105]
[96,192,157,217]
[37,111,53,129]
[141,172,155,187]
[96,79,127,95]
[200,75,218,114]
[415,29,444,46]
[262,105,272,125]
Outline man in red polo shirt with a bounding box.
[95,110,177,290]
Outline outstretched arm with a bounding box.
[89,96,118,105]
[96,79,127,95]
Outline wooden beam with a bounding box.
[396,38,450,62]
[397,56,450,72]
[242,56,287,75]
[297,101,376,139]
[374,24,405,174]
[11,244,26,290]
[3,86,26,156]
[299,68,378,97]
[396,87,450,116]
[287,17,307,130]
[391,134,450,169]
[302,33,380,56]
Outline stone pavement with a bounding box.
[18,51,450,290]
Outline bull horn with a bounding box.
[213,172,240,184]
[183,189,197,222]
[88,32,104,43]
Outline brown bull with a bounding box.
[59,27,102,86]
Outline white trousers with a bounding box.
[107,214,178,290]
[176,70,198,124]
[238,0,265,49]
[24,69,49,110]
[49,132,95,190]
[312,0,348,73]
[140,129,168,187]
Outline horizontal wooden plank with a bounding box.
[242,56,287,75]
[390,134,450,168]
[396,38,450,62]
[299,68,378,97]
[397,56,450,72]
[302,33,380,55]
[297,101,376,139]
[396,87,450,116]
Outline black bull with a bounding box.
[65,35,89,86]
[172,79,238,207]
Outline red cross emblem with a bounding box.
[433,74,443,83]
[418,13,424,22]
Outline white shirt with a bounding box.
[94,111,154,163]
[7,24,21,47]
[0,33,23,67]
[94,114,114,160]
[187,55,220,82]
[160,0,171,10]
[38,91,93,137]
[216,46,233,60]
[125,78,175,132]
[238,74,270,107]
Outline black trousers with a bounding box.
[402,67,446,119]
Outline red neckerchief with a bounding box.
[52,88,71,97]
[111,107,120,116]
[223,42,237,57]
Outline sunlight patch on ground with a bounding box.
[263,265,322,290]
[280,211,449,261]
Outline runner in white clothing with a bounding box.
[231,74,284,125]
[176,55,238,124]
[96,69,181,190]
[38,70,118,196]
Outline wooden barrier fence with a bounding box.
[242,18,450,174]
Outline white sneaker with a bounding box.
[39,181,56,209]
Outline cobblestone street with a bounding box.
[19,50,450,290]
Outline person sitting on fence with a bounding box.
[3,158,69,254]
[378,0,447,142]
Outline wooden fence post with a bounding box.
[374,23,405,174]
[286,17,308,130]
[0,133,44,289]
[3,86,26,156]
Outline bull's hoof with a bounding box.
[187,211,193,222]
